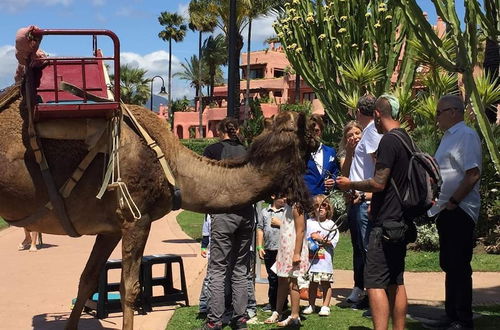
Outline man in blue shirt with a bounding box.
[303,115,339,195]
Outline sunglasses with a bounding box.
[436,107,455,116]
[313,202,330,209]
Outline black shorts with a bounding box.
[364,227,407,289]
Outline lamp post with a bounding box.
[150,75,167,111]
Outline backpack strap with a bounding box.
[387,129,420,154]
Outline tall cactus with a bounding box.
[395,0,500,175]
[274,0,418,127]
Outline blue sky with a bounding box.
[0,0,457,100]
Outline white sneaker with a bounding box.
[302,305,314,314]
[318,306,330,316]
[346,287,364,303]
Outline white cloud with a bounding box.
[0,45,17,89]
[177,2,190,20]
[0,0,72,12]
[120,50,192,100]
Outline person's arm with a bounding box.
[201,235,209,258]
[340,152,354,177]
[444,167,481,210]
[270,216,282,228]
[256,228,266,259]
[336,163,390,192]
[292,206,305,265]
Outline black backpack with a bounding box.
[388,130,442,221]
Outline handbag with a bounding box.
[381,221,407,244]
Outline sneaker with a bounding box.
[445,321,474,330]
[302,305,314,314]
[277,316,301,327]
[232,316,249,330]
[318,306,330,316]
[199,321,222,330]
[262,303,272,313]
[362,309,372,318]
[346,287,364,303]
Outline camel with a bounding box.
[0,87,316,330]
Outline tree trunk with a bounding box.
[245,18,252,114]
[198,31,203,138]
[168,40,173,128]
[227,0,239,119]
[295,73,301,103]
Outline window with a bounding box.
[249,68,264,79]
[274,69,285,78]
[303,92,316,101]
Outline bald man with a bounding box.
[429,95,481,330]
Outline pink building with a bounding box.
[172,42,324,139]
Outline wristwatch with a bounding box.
[449,196,460,205]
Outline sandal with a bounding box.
[264,311,280,324]
[277,316,301,327]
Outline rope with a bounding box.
[96,109,141,220]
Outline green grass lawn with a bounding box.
[166,304,500,330]
[0,216,8,230]
[176,211,500,272]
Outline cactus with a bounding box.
[395,0,500,175]
[274,0,418,127]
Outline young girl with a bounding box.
[265,201,309,327]
[303,195,339,316]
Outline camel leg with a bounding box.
[65,233,121,330]
[120,213,152,330]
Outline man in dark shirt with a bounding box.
[201,118,253,330]
[336,95,410,330]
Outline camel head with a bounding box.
[246,111,317,211]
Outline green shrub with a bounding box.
[412,223,440,252]
[180,139,218,155]
[279,101,312,115]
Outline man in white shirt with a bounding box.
[431,95,481,330]
[345,95,382,304]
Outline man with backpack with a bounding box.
[336,94,413,330]
[428,95,481,330]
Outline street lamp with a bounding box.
[150,75,167,111]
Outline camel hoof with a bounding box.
[29,245,38,252]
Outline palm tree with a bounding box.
[110,64,150,105]
[188,0,218,137]
[202,34,227,101]
[158,12,188,121]
[174,55,210,99]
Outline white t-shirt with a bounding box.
[349,121,382,182]
[432,121,482,222]
[312,143,324,174]
[306,219,339,274]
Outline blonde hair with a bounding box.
[339,120,363,157]
[312,194,334,219]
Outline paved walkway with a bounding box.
[0,211,499,330]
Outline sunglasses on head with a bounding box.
[313,202,330,209]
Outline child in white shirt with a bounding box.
[303,194,339,316]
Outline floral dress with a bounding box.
[273,205,309,278]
